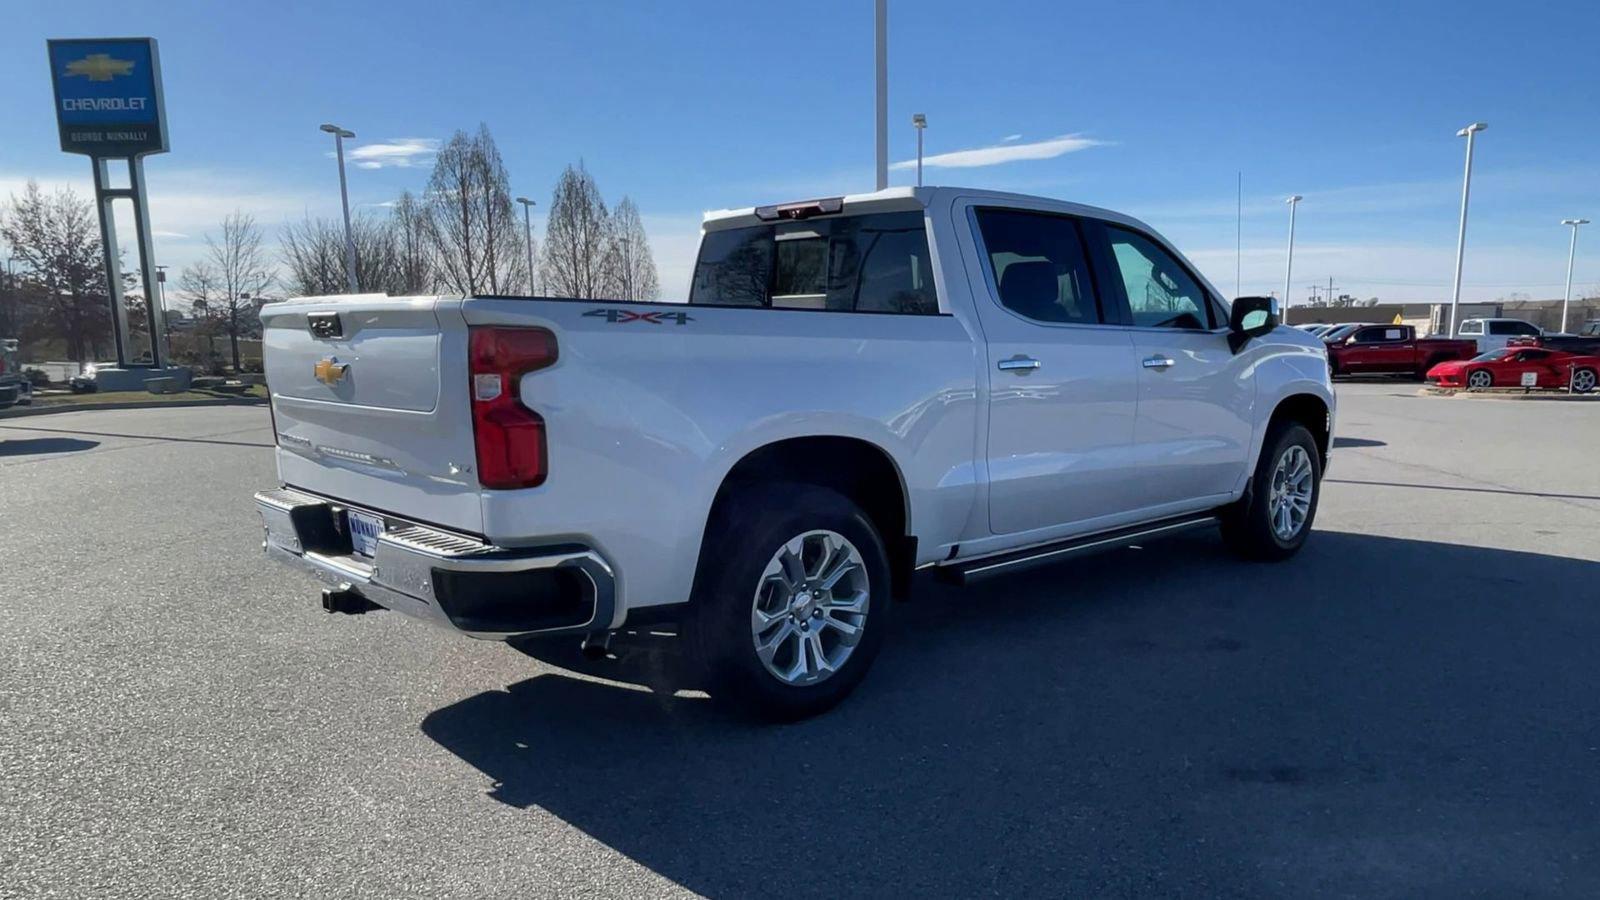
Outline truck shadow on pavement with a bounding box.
[421,531,1600,897]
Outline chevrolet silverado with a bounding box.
[255,186,1335,719]
[1325,324,1476,379]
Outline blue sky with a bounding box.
[5,0,1600,302]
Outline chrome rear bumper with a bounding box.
[254,487,616,640]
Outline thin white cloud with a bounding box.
[339,137,439,169]
[152,229,189,239]
[1002,134,1023,142]
[891,134,1104,171]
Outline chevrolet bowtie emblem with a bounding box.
[313,357,349,385]
[64,54,135,82]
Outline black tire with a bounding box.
[1466,369,1493,391]
[1572,367,1597,394]
[684,483,892,721]
[1220,421,1322,561]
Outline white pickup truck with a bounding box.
[255,186,1334,719]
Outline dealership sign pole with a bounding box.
[47,37,170,371]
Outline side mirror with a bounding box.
[1228,296,1278,353]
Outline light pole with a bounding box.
[1283,195,1302,317]
[1447,122,1487,337]
[911,113,926,187]
[515,197,537,295]
[874,0,888,191]
[320,123,359,294]
[1560,218,1589,334]
[154,263,170,353]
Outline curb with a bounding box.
[0,397,267,419]
[1418,388,1599,402]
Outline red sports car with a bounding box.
[1427,347,1599,392]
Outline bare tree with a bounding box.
[390,190,435,294]
[540,163,614,299]
[279,216,346,297]
[426,125,525,295]
[198,211,274,370]
[0,181,110,361]
[177,260,224,367]
[281,213,408,297]
[606,197,661,301]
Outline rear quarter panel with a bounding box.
[455,297,982,620]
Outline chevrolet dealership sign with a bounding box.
[48,38,168,156]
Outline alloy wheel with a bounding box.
[1268,445,1315,541]
[749,530,870,686]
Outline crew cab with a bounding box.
[254,186,1335,719]
[1457,317,1542,353]
[1325,324,1477,378]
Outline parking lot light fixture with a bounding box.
[320,123,359,294]
[1283,195,1302,314]
[1447,122,1487,337]
[1560,218,1589,334]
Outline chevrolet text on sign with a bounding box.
[47,38,169,157]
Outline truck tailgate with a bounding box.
[261,295,484,535]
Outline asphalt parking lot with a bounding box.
[3,384,1598,898]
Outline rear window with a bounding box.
[689,211,938,314]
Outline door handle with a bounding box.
[1142,355,1176,369]
[998,355,1042,373]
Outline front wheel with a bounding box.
[1467,369,1493,390]
[1220,421,1323,561]
[685,484,891,721]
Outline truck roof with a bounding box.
[700,185,1159,237]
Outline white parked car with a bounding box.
[1457,317,1541,353]
[254,186,1335,719]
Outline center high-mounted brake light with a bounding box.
[753,196,844,222]
[468,326,557,490]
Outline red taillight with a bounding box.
[468,326,557,489]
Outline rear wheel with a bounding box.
[685,483,891,721]
[1220,421,1322,561]
[1467,369,1493,390]
[1572,367,1597,394]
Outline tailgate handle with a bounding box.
[307,311,344,340]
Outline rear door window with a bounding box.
[1352,327,1399,343]
[973,209,1103,325]
[689,211,938,314]
[1460,320,1484,335]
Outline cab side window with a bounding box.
[1105,227,1212,330]
[1352,327,1402,344]
[974,209,1103,325]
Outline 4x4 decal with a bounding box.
[583,308,694,325]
